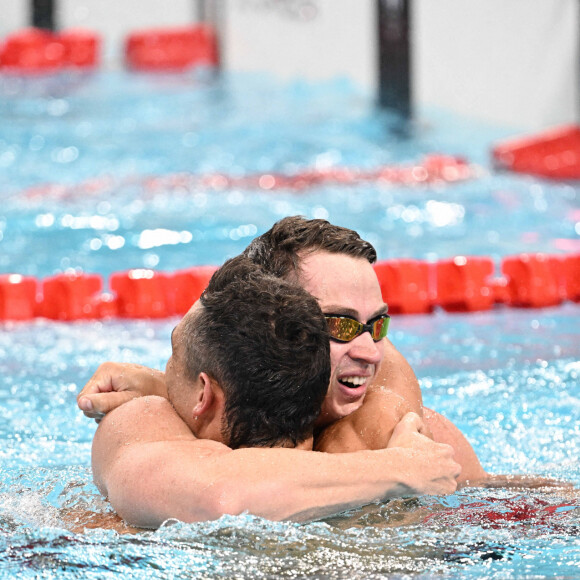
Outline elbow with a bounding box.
[197,477,286,522]
[200,479,247,520]
[132,480,246,527]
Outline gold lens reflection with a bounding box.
[325,315,390,342]
[373,316,389,340]
[326,317,361,341]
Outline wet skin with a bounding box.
[297,251,388,427]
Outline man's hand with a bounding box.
[387,412,461,496]
[77,362,167,421]
[314,389,432,453]
[387,411,432,447]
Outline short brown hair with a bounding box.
[243,216,377,279]
[182,255,330,449]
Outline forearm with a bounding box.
[94,400,458,529]
[102,444,455,528]
[204,447,423,523]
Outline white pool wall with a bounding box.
[414,0,579,132]
[1,0,578,132]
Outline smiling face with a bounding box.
[297,251,388,426]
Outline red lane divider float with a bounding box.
[501,254,564,308]
[144,154,478,192]
[0,275,38,321]
[0,27,100,72]
[172,266,219,315]
[0,253,578,322]
[125,25,219,71]
[0,24,220,74]
[22,155,481,202]
[40,272,103,320]
[435,257,495,313]
[374,259,433,315]
[492,124,580,180]
[564,253,580,302]
[111,269,173,319]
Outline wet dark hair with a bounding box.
[181,255,330,449]
[243,216,377,280]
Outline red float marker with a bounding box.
[501,254,564,308]
[435,256,495,312]
[374,259,433,314]
[0,28,65,72]
[0,275,38,321]
[563,253,580,302]
[492,125,580,180]
[110,269,173,318]
[125,25,219,71]
[40,272,103,320]
[59,29,100,68]
[490,276,510,305]
[0,28,101,72]
[171,266,219,315]
[92,292,118,319]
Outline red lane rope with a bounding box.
[21,155,481,202]
[1,253,578,322]
[493,124,580,180]
[0,25,218,73]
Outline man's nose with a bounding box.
[347,331,383,364]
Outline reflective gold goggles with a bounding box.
[324,314,390,343]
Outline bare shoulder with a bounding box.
[92,396,229,491]
[372,338,423,413]
[94,395,193,448]
[423,407,488,484]
[91,395,232,524]
[315,390,413,452]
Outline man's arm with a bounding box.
[93,397,460,528]
[77,336,423,419]
[315,389,488,486]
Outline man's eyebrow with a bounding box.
[323,304,389,321]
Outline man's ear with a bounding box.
[192,372,215,419]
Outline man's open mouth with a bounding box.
[339,376,366,389]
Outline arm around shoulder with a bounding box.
[92,395,234,527]
[92,401,460,529]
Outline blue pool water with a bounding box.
[0,69,579,579]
